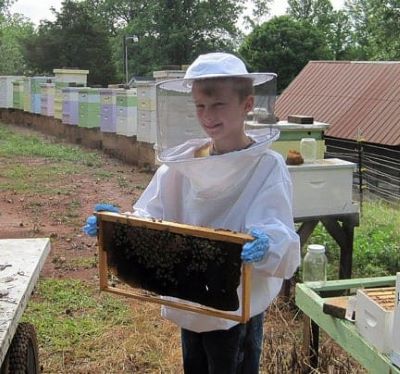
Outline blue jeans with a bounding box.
[181,312,265,374]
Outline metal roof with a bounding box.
[275,61,400,146]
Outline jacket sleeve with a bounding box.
[244,164,300,279]
[133,165,167,219]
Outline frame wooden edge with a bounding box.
[95,212,254,245]
[96,215,253,323]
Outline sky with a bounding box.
[10,0,345,26]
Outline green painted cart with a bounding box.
[296,276,399,373]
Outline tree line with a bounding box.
[0,0,398,91]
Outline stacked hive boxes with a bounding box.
[78,88,101,128]
[136,82,156,143]
[62,87,80,125]
[31,77,53,114]
[12,80,24,110]
[40,82,55,116]
[0,76,23,108]
[116,89,137,137]
[270,121,328,159]
[100,88,117,133]
[22,77,32,112]
[53,69,89,120]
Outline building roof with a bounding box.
[275,61,400,146]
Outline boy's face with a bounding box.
[192,80,254,145]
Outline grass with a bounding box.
[23,279,132,350]
[0,123,118,195]
[23,279,181,373]
[2,122,397,373]
[0,125,101,166]
[303,200,400,279]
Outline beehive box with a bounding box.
[99,88,118,133]
[136,83,156,143]
[153,70,185,82]
[31,76,53,114]
[391,273,400,367]
[96,212,253,322]
[116,89,138,137]
[12,80,24,110]
[40,83,55,116]
[356,287,395,353]
[53,69,89,120]
[78,88,101,128]
[62,87,80,125]
[0,76,23,108]
[245,120,329,160]
[288,158,357,218]
[22,77,31,112]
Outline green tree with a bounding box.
[93,0,248,79]
[0,14,34,74]
[287,0,353,60]
[22,0,116,85]
[345,0,400,60]
[239,16,332,92]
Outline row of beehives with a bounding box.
[0,71,360,218]
[0,69,187,144]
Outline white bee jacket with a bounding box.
[133,131,300,332]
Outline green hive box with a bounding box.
[23,77,31,112]
[78,88,100,128]
[12,80,24,110]
[245,120,329,160]
[116,92,138,107]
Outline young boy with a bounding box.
[84,52,299,373]
[132,52,301,373]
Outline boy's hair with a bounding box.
[193,77,254,103]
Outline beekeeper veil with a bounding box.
[156,52,279,161]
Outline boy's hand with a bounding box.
[241,228,270,263]
[82,203,120,237]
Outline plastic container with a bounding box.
[302,244,327,285]
[300,138,317,163]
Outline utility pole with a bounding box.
[123,36,138,86]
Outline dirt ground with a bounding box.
[0,124,153,283]
[0,123,366,373]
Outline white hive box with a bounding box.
[390,273,400,367]
[153,70,185,82]
[53,68,89,84]
[137,83,157,143]
[288,158,357,218]
[116,88,137,137]
[0,76,23,108]
[356,287,395,354]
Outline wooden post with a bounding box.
[242,264,252,323]
[97,218,108,291]
[302,315,320,372]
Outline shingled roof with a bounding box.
[275,61,400,146]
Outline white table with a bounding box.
[0,238,50,367]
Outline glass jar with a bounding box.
[302,244,327,285]
[300,138,317,163]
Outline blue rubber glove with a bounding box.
[241,228,270,263]
[82,203,120,237]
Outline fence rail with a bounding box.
[325,137,400,205]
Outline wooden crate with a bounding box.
[356,287,396,353]
[96,212,254,322]
[287,115,314,124]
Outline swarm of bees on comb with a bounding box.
[102,221,243,311]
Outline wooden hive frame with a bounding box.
[96,212,254,323]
